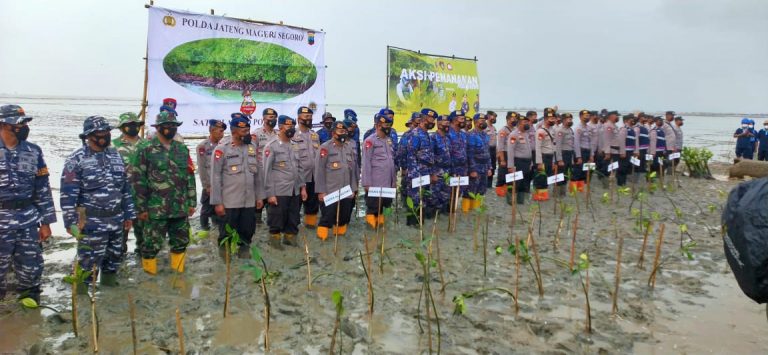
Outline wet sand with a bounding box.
[1,162,766,354]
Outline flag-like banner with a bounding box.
[387,46,479,132]
[147,7,326,133]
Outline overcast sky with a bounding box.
[1,0,766,113]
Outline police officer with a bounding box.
[112,112,149,254]
[733,118,754,160]
[295,106,321,227]
[495,111,519,197]
[617,114,636,187]
[506,115,534,204]
[673,116,685,167]
[133,111,196,275]
[555,113,580,196]
[315,120,359,239]
[263,115,307,248]
[649,116,668,174]
[485,111,498,188]
[364,108,399,148]
[406,109,437,226]
[467,113,492,208]
[344,109,362,167]
[211,115,265,256]
[447,110,471,212]
[427,114,452,214]
[253,108,278,224]
[0,105,55,303]
[196,119,226,232]
[533,111,558,201]
[662,111,678,171]
[570,110,594,192]
[601,111,621,188]
[317,112,336,144]
[636,114,651,180]
[362,114,397,228]
[61,116,136,288]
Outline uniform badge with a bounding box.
[331,162,339,169]
[278,161,286,167]
[538,133,545,140]
[230,165,238,171]
[365,141,373,150]
[320,148,328,158]
[248,146,255,155]
[198,147,206,155]
[510,137,516,144]
[607,127,613,132]
[557,132,563,137]
[264,149,270,157]
[214,149,223,160]
[187,156,195,173]
[313,143,319,148]
[500,131,508,138]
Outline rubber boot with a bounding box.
[377,215,385,226]
[470,198,482,210]
[269,233,283,249]
[255,211,264,225]
[337,225,348,236]
[170,252,185,273]
[283,233,297,247]
[142,258,157,275]
[532,189,549,201]
[100,272,119,287]
[495,185,507,197]
[365,214,377,229]
[517,191,526,205]
[461,198,471,213]
[304,214,318,228]
[317,226,329,240]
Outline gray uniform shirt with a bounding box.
[555,126,581,160]
[485,124,497,147]
[361,134,396,188]
[673,124,683,150]
[196,138,217,190]
[293,128,320,183]
[497,125,514,159]
[602,122,621,155]
[315,140,359,195]
[575,123,595,159]
[663,121,678,151]
[254,127,277,163]
[263,137,304,197]
[535,126,557,164]
[506,129,533,161]
[210,141,265,208]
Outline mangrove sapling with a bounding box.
[637,220,653,269]
[128,294,138,355]
[360,237,374,317]
[569,215,580,271]
[329,290,344,355]
[415,245,441,355]
[528,225,545,297]
[452,287,517,316]
[483,213,489,277]
[431,212,447,294]
[514,235,521,315]
[611,224,624,316]
[572,253,592,334]
[175,307,184,354]
[18,297,59,313]
[219,224,242,318]
[62,260,91,338]
[243,245,273,351]
[648,223,666,289]
[303,232,312,291]
[468,192,484,253]
[508,239,543,297]
[379,206,393,275]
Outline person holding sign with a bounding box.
[447,110,471,212]
[467,113,492,209]
[428,115,453,214]
[533,111,558,201]
[506,115,534,205]
[263,115,307,248]
[362,114,397,229]
[315,120,359,239]
[405,109,438,226]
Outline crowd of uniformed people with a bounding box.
[0,100,692,301]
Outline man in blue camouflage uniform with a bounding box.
[61,116,136,287]
[0,105,56,303]
[405,109,437,227]
[428,114,452,214]
[317,112,336,144]
[396,112,421,208]
[467,113,492,209]
[447,110,471,212]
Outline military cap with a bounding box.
[421,108,438,119]
[322,112,336,121]
[333,120,348,130]
[262,108,277,116]
[0,104,33,125]
[654,116,664,122]
[448,110,465,120]
[579,109,590,117]
[472,113,486,121]
[208,119,227,130]
[377,113,393,124]
[606,110,620,116]
[622,114,635,121]
[159,105,178,116]
[298,106,313,115]
[118,112,143,127]
[544,111,556,118]
[674,116,684,121]
[525,110,537,117]
[507,111,520,119]
[79,115,113,139]
[153,111,183,126]
[589,111,598,116]
[436,115,450,122]
[230,115,250,129]
[379,108,395,116]
[562,113,573,119]
[162,98,177,109]
[278,115,294,125]
[741,118,750,124]
[544,107,556,114]
[344,109,358,122]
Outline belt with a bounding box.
[610,145,620,150]
[84,206,122,218]
[0,199,33,210]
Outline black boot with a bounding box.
[517,191,526,205]
[255,211,264,225]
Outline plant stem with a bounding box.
[224,240,231,318]
[527,227,544,297]
[579,270,592,334]
[90,264,98,353]
[423,260,432,354]
[71,259,79,338]
[128,294,137,355]
[175,307,184,354]
[259,258,271,351]
[648,223,666,288]
[483,215,489,277]
[304,233,312,291]
[473,213,479,254]
[569,215,579,271]
[638,220,652,268]
[612,232,624,315]
[513,234,520,316]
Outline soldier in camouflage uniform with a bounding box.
[405,109,437,227]
[447,110,471,212]
[61,116,136,287]
[428,115,452,214]
[0,105,56,303]
[133,111,196,275]
[196,119,227,232]
[467,113,492,209]
[315,120,359,239]
[253,108,278,224]
[112,112,149,254]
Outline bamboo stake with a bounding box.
[513,234,520,316]
[71,259,79,338]
[569,215,579,270]
[611,232,624,315]
[435,225,447,294]
[128,294,137,355]
[362,235,374,316]
[473,213,479,254]
[637,220,653,268]
[483,215,489,277]
[333,191,341,256]
[223,240,231,318]
[511,180,517,228]
[90,264,98,353]
[528,226,544,297]
[447,184,456,233]
[175,307,184,355]
[303,233,312,291]
[648,223,666,288]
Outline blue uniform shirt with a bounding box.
[757,129,768,151]
[0,140,57,230]
[734,128,753,149]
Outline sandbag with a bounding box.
[722,177,768,304]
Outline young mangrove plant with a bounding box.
[243,245,273,351]
[219,224,241,318]
[415,235,441,355]
[329,290,344,354]
[572,252,592,333]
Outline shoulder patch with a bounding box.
[187,156,195,173]
[607,127,613,132]
[499,131,508,138]
[365,140,373,150]
[264,148,270,157]
[538,133,545,141]
[214,149,223,160]
[320,148,328,158]
[510,137,516,144]
[37,167,49,177]
[198,147,206,155]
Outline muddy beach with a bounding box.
[1,162,766,354]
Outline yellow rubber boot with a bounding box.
[170,252,185,273]
[304,214,318,228]
[365,214,377,229]
[317,226,329,240]
[471,198,482,210]
[377,215,385,225]
[338,225,348,236]
[461,198,471,213]
[142,258,157,275]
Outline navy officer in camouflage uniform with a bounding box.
[0,105,56,303]
[61,116,136,287]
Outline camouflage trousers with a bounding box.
[0,227,43,299]
[427,177,451,213]
[140,217,190,259]
[80,229,124,280]
[468,174,488,196]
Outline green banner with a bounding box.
[387,46,480,131]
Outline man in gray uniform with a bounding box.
[495,111,519,197]
[555,113,580,196]
[362,114,397,229]
[601,111,621,187]
[294,106,321,228]
[210,115,265,257]
[533,111,558,201]
[253,108,278,224]
[263,115,307,248]
[315,120,359,240]
[196,119,226,232]
[506,115,534,204]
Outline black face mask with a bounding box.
[565,122,573,127]
[425,122,435,130]
[478,122,488,130]
[241,134,252,144]
[323,122,333,129]
[336,134,347,143]
[265,119,277,128]
[300,119,312,128]
[285,127,296,138]
[122,124,140,137]
[458,122,466,129]
[159,126,177,140]
[523,124,530,131]
[511,121,518,127]
[439,125,449,133]
[381,127,391,135]
[490,119,496,124]
[91,133,111,149]
[13,125,30,141]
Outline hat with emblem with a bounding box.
[117,112,143,127]
[544,111,556,118]
[472,113,486,121]
[436,115,450,122]
[333,120,349,130]
[343,109,358,122]
[0,104,33,125]
[262,108,277,116]
[208,119,227,130]
[298,106,313,115]
[79,115,113,139]
[448,110,465,120]
[525,110,537,117]
[159,105,178,117]
[153,111,183,126]
[377,113,393,124]
[378,108,394,116]
[278,115,294,125]
[162,98,177,109]
[506,111,520,119]
[230,114,250,129]
[420,108,438,119]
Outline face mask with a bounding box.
[565,122,573,127]
[466,123,473,130]
[490,119,496,124]
[478,122,488,130]
[266,119,277,128]
[382,127,391,135]
[547,120,555,127]
[336,135,347,143]
[285,127,296,138]
[91,133,111,149]
[440,125,449,133]
[458,122,466,129]
[764,125,768,130]
[749,125,754,129]
[523,124,530,131]
[301,119,312,128]
[13,125,30,141]
[122,125,140,137]
[241,134,252,144]
[742,124,748,128]
[159,126,177,140]
[425,122,435,130]
[323,122,333,129]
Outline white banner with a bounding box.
[147,7,326,134]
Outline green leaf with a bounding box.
[250,245,262,263]
[20,298,39,309]
[649,171,657,179]
[399,239,415,249]
[406,196,414,211]
[707,204,716,213]
[415,252,426,266]
[679,223,688,233]
[631,208,640,217]
[332,290,344,315]
[674,208,683,219]
[601,192,610,204]
[383,206,393,217]
[62,275,75,284]
[495,246,502,255]
[452,295,467,315]
[651,211,661,221]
